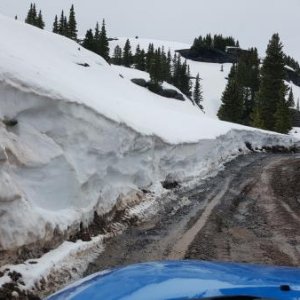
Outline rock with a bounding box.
[131,80,185,101]
[3,118,18,127]
[76,62,90,67]
[131,78,147,87]
[160,88,185,101]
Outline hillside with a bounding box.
[110,38,300,118]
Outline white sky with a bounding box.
[0,0,299,60]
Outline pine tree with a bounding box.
[171,53,181,88]
[274,96,292,133]
[25,3,43,29]
[112,45,123,65]
[194,73,203,109]
[146,43,154,72]
[63,16,69,37]
[123,39,133,67]
[134,45,146,71]
[25,4,34,25]
[36,10,45,29]
[93,22,101,54]
[68,5,78,41]
[53,15,59,33]
[236,48,260,125]
[31,4,37,25]
[287,87,295,107]
[149,48,163,85]
[58,11,65,35]
[82,29,95,52]
[253,33,290,132]
[99,19,110,61]
[218,65,244,123]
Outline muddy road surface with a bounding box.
[86,153,300,275]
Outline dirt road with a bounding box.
[86,153,300,275]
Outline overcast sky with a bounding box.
[1,0,299,60]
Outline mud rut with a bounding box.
[85,153,300,275]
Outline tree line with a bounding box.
[218,34,295,134]
[191,34,239,52]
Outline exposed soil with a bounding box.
[86,153,300,276]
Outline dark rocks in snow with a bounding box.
[131,78,147,87]
[131,78,185,101]
[161,176,180,190]
[77,62,90,67]
[160,89,185,101]
[3,118,18,127]
[245,141,254,152]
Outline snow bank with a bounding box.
[0,15,296,257]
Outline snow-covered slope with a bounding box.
[110,38,231,117]
[110,38,300,117]
[0,15,296,259]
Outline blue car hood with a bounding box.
[47,260,300,300]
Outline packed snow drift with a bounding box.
[0,14,297,267]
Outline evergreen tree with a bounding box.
[134,45,146,71]
[93,22,101,54]
[180,61,192,97]
[82,29,95,52]
[253,33,290,132]
[149,48,163,85]
[25,3,44,29]
[123,39,133,67]
[68,5,78,41]
[58,11,66,35]
[25,4,34,25]
[236,48,260,125]
[297,98,300,111]
[193,73,203,109]
[53,15,59,33]
[287,87,295,107]
[274,96,292,133]
[160,47,171,83]
[218,65,244,123]
[98,19,110,61]
[112,45,123,65]
[36,10,45,29]
[146,43,154,72]
[63,16,69,37]
[32,4,37,23]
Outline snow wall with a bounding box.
[0,79,296,258]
